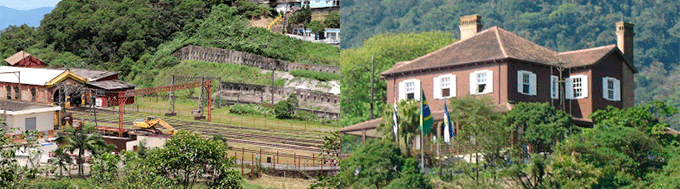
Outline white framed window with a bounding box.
[470,70,493,95]
[517,70,536,95]
[565,75,588,99]
[433,74,456,99]
[398,79,421,101]
[550,76,559,99]
[602,77,620,101]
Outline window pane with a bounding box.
[442,88,450,97]
[407,93,415,100]
[478,84,486,93]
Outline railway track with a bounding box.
[68,108,325,152]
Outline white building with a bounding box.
[0,100,60,137]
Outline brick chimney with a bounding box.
[459,14,482,41]
[616,21,634,63]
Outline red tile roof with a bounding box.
[382,26,635,76]
[4,51,33,65]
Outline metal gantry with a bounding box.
[118,80,213,137]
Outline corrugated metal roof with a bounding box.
[0,66,65,86]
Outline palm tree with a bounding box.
[50,147,73,178]
[56,124,110,177]
[378,100,420,156]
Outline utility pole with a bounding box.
[370,56,374,119]
[271,68,275,104]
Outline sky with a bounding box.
[0,0,61,10]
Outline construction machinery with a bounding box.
[133,116,177,136]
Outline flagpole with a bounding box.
[420,91,424,171]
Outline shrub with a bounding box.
[229,104,274,115]
[289,70,341,81]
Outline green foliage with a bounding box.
[448,96,507,186]
[37,0,217,66]
[504,102,574,153]
[55,125,113,177]
[646,146,680,188]
[378,100,420,156]
[90,153,121,186]
[590,101,678,144]
[289,70,341,81]
[289,5,311,25]
[0,24,37,64]
[337,139,404,188]
[385,158,431,189]
[308,20,326,34]
[549,154,601,189]
[323,11,340,28]
[235,0,273,19]
[274,94,299,119]
[341,31,455,125]
[341,0,680,128]
[148,130,242,188]
[229,103,275,115]
[554,122,665,188]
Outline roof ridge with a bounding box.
[557,44,617,55]
[387,28,496,72]
[493,27,509,58]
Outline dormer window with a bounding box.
[470,70,493,95]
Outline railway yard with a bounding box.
[67,96,339,166]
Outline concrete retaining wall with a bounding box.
[173,45,340,74]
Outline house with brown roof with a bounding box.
[341,14,636,140]
[4,51,48,68]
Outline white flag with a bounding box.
[393,102,398,142]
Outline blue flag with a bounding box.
[443,103,454,144]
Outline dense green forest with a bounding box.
[341,0,680,127]
[0,0,339,88]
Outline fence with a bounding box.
[229,147,345,175]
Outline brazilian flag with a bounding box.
[420,90,434,135]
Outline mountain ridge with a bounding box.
[0,6,54,30]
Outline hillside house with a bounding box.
[341,14,637,140]
[3,51,47,68]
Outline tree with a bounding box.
[341,31,455,126]
[49,147,73,178]
[55,124,112,177]
[337,140,404,189]
[323,11,340,28]
[378,100,420,156]
[308,20,326,35]
[289,5,311,25]
[275,93,299,119]
[448,96,507,186]
[385,158,431,189]
[503,102,574,153]
[149,130,241,188]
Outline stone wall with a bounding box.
[173,45,340,74]
[220,82,340,107]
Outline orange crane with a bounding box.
[116,80,212,137]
